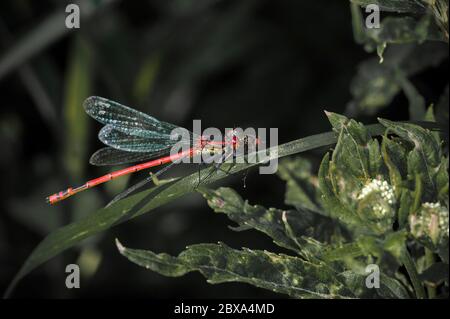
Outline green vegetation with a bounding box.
[2,0,448,298]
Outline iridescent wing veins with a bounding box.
[98,125,180,152]
[84,96,183,139]
[84,96,194,156]
[89,147,172,166]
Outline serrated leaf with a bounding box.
[382,135,409,191]
[377,273,411,298]
[325,111,351,131]
[340,270,410,298]
[328,114,373,181]
[198,187,339,259]
[322,113,395,234]
[198,187,302,253]
[277,157,323,214]
[116,240,355,299]
[318,153,360,227]
[379,119,443,202]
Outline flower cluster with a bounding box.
[357,179,395,204]
[357,178,396,218]
[410,202,449,246]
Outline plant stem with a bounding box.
[425,248,437,298]
[401,247,426,299]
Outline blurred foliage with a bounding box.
[348,0,448,118]
[63,36,92,179]
[1,0,447,298]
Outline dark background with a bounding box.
[0,0,447,298]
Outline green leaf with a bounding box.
[399,248,427,298]
[277,157,323,214]
[383,230,408,260]
[356,236,384,258]
[350,0,426,13]
[325,111,351,131]
[365,15,445,48]
[427,0,449,42]
[327,113,373,181]
[378,273,411,298]
[395,70,426,120]
[318,153,359,227]
[424,106,441,143]
[350,2,446,63]
[321,242,364,261]
[340,270,410,298]
[199,187,340,259]
[381,135,408,195]
[199,187,300,253]
[379,119,443,202]
[347,43,448,116]
[322,231,407,264]
[116,240,355,299]
[348,58,401,115]
[411,174,424,213]
[436,158,449,203]
[397,189,414,228]
[368,138,383,177]
[350,2,367,45]
[322,113,396,234]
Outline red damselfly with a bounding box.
[47,96,258,205]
